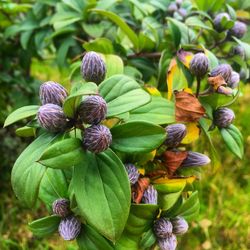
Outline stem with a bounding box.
[196,76,201,97]
[128,52,162,59]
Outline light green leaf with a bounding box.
[4,105,39,127]
[83,38,114,54]
[16,126,36,137]
[103,54,124,78]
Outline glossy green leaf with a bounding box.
[11,133,59,207]
[139,229,156,249]
[111,121,166,153]
[99,75,151,117]
[63,82,98,118]
[77,225,113,250]
[15,126,36,137]
[127,96,175,125]
[39,168,68,208]
[73,149,130,242]
[103,54,124,78]
[115,204,158,250]
[220,124,244,159]
[233,37,250,60]
[92,9,139,51]
[4,105,39,127]
[38,138,84,169]
[83,38,114,54]
[28,215,61,237]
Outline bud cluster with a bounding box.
[164,123,187,148]
[154,216,189,250]
[167,0,187,20]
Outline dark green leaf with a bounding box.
[83,38,114,54]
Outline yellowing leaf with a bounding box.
[144,85,162,96]
[183,88,193,94]
[138,168,145,175]
[181,122,201,144]
[236,10,250,19]
[177,49,194,68]
[103,118,120,128]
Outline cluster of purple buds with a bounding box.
[167,0,187,19]
[165,124,187,148]
[125,163,140,185]
[154,216,188,250]
[232,45,245,59]
[189,53,209,78]
[81,51,106,84]
[210,64,232,83]
[213,107,235,128]
[38,81,70,133]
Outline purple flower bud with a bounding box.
[154,218,173,239]
[77,95,107,125]
[213,13,231,32]
[81,51,106,84]
[178,8,187,18]
[141,185,158,205]
[228,71,240,89]
[189,53,209,78]
[168,3,178,13]
[158,234,177,250]
[165,124,187,148]
[213,107,235,128]
[39,81,68,106]
[82,125,112,153]
[229,21,247,38]
[37,104,68,133]
[58,216,81,241]
[217,86,233,96]
[52,198,70,217]
[233,46,245,59]
[180,151,211,167]
[210,64,232,82]
[171,216,189,235]
[124,163,140,184]
[176,0,183,7]
[240,69,247,80]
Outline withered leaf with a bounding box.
[132,177,150,204]
[208,75,226,91]
[175,90,206,122]
[163,150,188,176]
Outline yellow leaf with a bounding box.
[181,122,201,144]
[144,85,162,96]
[138,168,145,175]
[236,10,250,19]
[102,118,120,128]
[167,59,177,100]
[177,49,194,68]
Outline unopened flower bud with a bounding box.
[52,198,70,217]
[141,185,158,205]
[217,86,233,96]
[165,124,187,148]
[171,216,189,235]
[154,218,173,239]
[77,95,107,125]
[233,46,245,59]
[81,51,106,84]
[189,53,209,78]
[178,8,187,18]
[229,21,247,38]
[37,104,68,133]
[228,71,240,89]
[124,163,140,184]
[158,234,177,250]
[210,64,232,82]
[82,125,112,153]
[180,151,211,167]
[58,216,81,241]
[213,107,235,128]
[168,2,178,13]
[213,13,231,32]
[39,81,68,106]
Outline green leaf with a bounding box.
[77,225,113,250]
[233,37,250,60]
[4,105,39,127]
[115,204,158,250]
[73,149,130,242]
[15,126,36,137]
[63,82,98,118]
[38,138,84,169]
[103,54,124,78]
[111,121,166,153]
[11,133,59,207]
[99,75,151,117]
[185,16,213,31]
[127,96,175,125]
[83,38,114,54]
[220,124,244,159]
[139,229,156,249]
[39,169,68,208]
[91,9,139,51]
[28,215,61,237]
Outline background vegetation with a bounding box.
[0,0,249,249]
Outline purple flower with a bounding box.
[213,13,231,32]
[213,107,235,128]
[210,64,232,82]
[233,46,245,59]
[180,151,211,167]
[37,104,68,133]
[228,71,240,89]
[124,163,140,184]
[82,125,112,153]
[165,124,187,148]
[141,185,158,205]
[58,216,81,241]
[158,234,177,250]
[171,216,189,235]
[229,21,247,38]
[154,218,173,238]
[52,198,70,217]
[81,51,106,84]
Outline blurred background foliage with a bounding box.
[0,0,249,249]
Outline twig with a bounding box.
[196,76,201,97]
[128,52,162,59]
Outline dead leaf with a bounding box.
[132,177,150,204]
[208,75,227,91]
[175,90,206,122]
[162,150,188,176]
